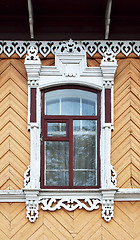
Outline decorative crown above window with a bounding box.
[24,39,118,223]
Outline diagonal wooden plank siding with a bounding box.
[0,202,140,240]
[112,58,140,188]
[0,59,30,190]
[87,56,140,188]
[0,57,140,188]
[0,56,140,239]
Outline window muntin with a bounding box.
[41,86,100,189]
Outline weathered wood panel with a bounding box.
[0,202,140,239]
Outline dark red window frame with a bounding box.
[41,85,101,189]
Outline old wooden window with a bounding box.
[41,86,101,189]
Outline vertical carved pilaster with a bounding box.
[24,46,41,189]
[100,50,117,190]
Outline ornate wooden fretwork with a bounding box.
[40,197,101,212]
[23,44,118,223]
[26,199,39,223]
[0,40,140,57]
[24,165,31,188]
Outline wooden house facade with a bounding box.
[0,1,140,239]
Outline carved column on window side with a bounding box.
[100,49,118,190]
[24,46,42,189]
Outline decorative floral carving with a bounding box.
[110,42,121,56]
[133,41,140,56]
[121,42,133,56]
[15,41,27,57]
[82,41,98,56]
[39,42,51,57]
[102,199,114,222]
[40,197,101,212]
[101,48,117,63]
[26,199,39,223]
[25,45,40,61]
[24,165,30,188]
[54,39,85,54]
[3,41,15,57]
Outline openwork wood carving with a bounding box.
[111,165,117,187]
[24,43,118,223]
[40,198,101,212]
[102,199,114,222]
[0,40,140,57]
[25,45,39,61]
[26,199,39,223]
[24,165,31,188]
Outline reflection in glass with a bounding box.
[45,99,59,115]
[61,98,80,115]
[82,99,95,116]
[44,141,69,186]
[47,122,66,137]
[45,89,97,116]
[73,120,97,186]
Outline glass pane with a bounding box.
[45,98,60,115]
[46,171,69,186]
[47,122,66,137]
[44,141,69,186]
[73,171,97,187]
[73,120,97,186]
[61,97,80,115]
[45,89,97,116]
[82,99,96,116]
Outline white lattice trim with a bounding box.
[0,40,140,57]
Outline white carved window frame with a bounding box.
[24,41,118,223]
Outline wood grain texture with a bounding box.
[112,59,140,188]
[0,59,30,190]
[0,202,140,240]
[0,57,140,239]
[0,57,139,189]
